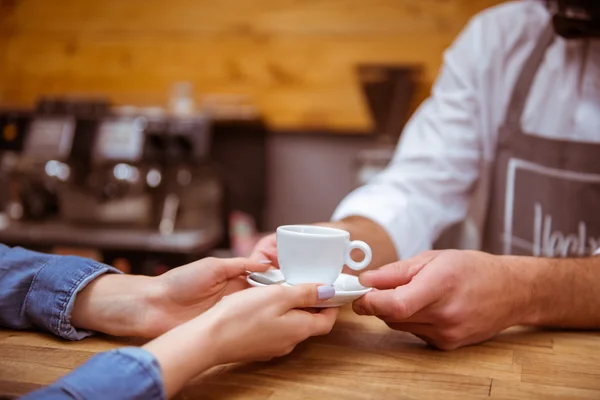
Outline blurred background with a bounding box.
[0,0,503,274]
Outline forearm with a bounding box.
[0,242,161,339]
[0,244,121,340]
[514,256,600,328]
[71,274,160,337]
[324,216,398,269]
[143,316,218,398]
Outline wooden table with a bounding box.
[2,306,600,399]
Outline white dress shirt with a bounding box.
[332,0,600,259]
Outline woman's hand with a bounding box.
[203,283,338,363]
[71,257,270,338]
[250,233,279,268]
[143,257,272,336]
[143,284,338,398]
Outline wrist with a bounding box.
[499,255,600,329]
[501,255,555,326]
[71,274,159,337]
[143,315,220,397]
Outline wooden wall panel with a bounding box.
[0,0,17,99]
[0,0,505,131]
[0,36,8,100]
[3,0,493,35]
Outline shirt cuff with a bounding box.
[24,255,122,340]
[22,347,165,400]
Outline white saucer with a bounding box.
[246,269,372,308]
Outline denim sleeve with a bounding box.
[0,243,122,340]
[20,347,165,400]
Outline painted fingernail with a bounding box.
[260,260,272,264]
[317,285,335,300]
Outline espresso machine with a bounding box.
[0,109,30,224]
[0,97,226,274]
[58,107,220,233]
[1,98,108,222]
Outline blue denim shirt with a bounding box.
[0,244,165,399]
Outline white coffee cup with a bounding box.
[276,225,372,285]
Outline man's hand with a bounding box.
[352,250,533,350]
[71,258,270,338]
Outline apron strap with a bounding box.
[504,21,556,131]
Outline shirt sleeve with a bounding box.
[20,347,165,400]
[332,14,490,259]
[0,243,122,340]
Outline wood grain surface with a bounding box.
[0,0,505,131]
[2,306,600,399]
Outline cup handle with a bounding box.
[345,240,372,271]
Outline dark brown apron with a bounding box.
[483,22,600,257]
